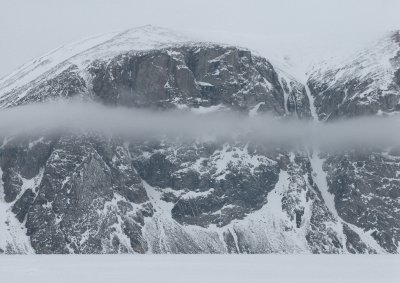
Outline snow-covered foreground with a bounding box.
[0,255,398,283]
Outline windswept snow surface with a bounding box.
[0,25,191,102]
[0,255,398,283]
[308,31,400,92]
[0,26,386,98]
[185,29,384,82]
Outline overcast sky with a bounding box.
[1,0,400,78]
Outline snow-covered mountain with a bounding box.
[0,26,399,254]
[308,31,400,120]
[304,31,400,253]
[0,26,191,107]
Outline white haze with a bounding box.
[0,100,399,150]
[1,0,400,78]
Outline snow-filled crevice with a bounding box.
[141,175,312,254]
[0,167,35,254]
[304,79,384,252]
[142,181,227,254]
[305,84,318,121]
[308,150,385,253]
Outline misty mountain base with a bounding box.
[0,26,400,254]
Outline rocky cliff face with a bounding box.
[0,26,398,254]
[306,31,400,253]
[308,31,400,120]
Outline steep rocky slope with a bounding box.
[308,31,400,120]
[0,26,398,254]
[307,31,400,253]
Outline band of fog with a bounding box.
[0,100,399,148]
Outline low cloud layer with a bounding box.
[0,100,399,150]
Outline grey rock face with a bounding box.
[323,150,400,253]
[279,72,311,119]
[1,134,153,254]
[88,45,295,116]
[307,31,400,121]
[132,141,280,227]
